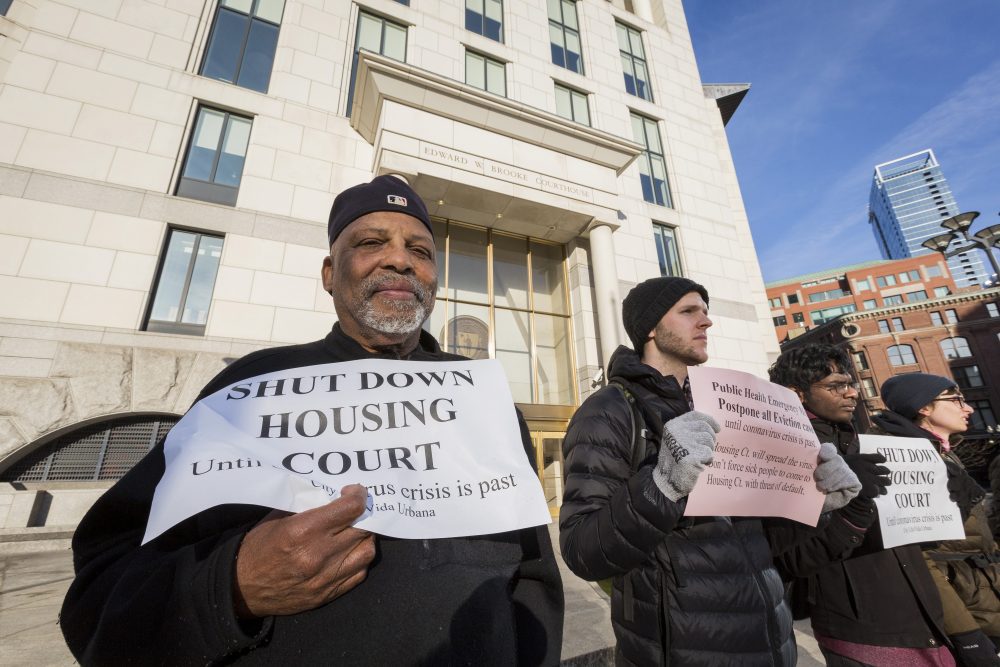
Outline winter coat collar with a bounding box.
[606,345,687,403]
[323,322,448,361]
[873,410,952,452]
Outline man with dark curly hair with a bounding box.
[770,343,954,665]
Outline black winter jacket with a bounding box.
[787,415,949,649]
[559,347,796,666]
[60,324,564,665]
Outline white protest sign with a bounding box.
[143,358,550,544]
[858,434,965,549]
[685,366,825,525]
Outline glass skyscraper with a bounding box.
[868,149,988,288]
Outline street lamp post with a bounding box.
[922,211,1000,285]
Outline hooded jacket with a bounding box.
[559,346,796,666]
[60,324,564,666]
[873,410,1000,639]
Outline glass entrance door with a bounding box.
[533,431,565,517]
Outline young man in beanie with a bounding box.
[61,175,564,665]
[873,374,1000,666]
[559,278,866,665]
[769,344,956,665]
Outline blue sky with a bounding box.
[681,0,1000,283]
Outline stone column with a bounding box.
[589,222,622,369]
[631,0,654,23]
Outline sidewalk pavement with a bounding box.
[0,526,824,666]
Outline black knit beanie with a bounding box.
[881,373,958,419]
[328,175,431,245]
[622,276,709,351]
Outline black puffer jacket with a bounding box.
[559,347,795,666]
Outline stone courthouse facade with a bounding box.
[0,0,776,528]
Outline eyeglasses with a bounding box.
[813,381,860,396]
[933,395,967,407]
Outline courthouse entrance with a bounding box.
[533,430,566,517]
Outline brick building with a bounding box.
[765,255,957,343]
[780,287,1000,460]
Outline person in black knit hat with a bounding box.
[560,276,866,665]
[61,174,564,665]
[875,373,1000,667]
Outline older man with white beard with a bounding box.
[60,175,565,666]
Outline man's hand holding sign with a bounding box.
[234,485,374,618]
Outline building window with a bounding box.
[617,22,651,101]
[862,299,877,310]
[792,312,804,323]
[887,344,917,366]
[773,315,787,326]
[554,83,589,124]
[630,113,671,206]
[548,0,582,73]
[856,278,871,291]
[907,290,928,302]
[146,230,224,335]
[788,294,799,305]
[876,275,897,288]
[891,317,904,332]
[945,309,958,324]
[0,416,179,483]
[862,377,878,398]
[934,286,950,298]
[808,288,849,303]
[883,294,904,306]
[926,265,943,278]
[877,319,890,334]
[0,0,11,15]
[968,400,997,430]
[466,0,503,42]
[424,221,574,406]
[349,12,407,114]
[176,107,252,206]
[200,0,284,93]
[809,304,856,325]
[930,311,944,326]
[653,224,681,277]
[769,297,782,308]
[466,51,506,96]
[987,302,999,318]
[953,365,984,389]
[940,337,972,359]
[853,350,869,371]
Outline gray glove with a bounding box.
[814,442,861,512]
[653,411,720,502]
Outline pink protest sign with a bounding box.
[684,366,824,526]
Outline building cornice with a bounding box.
[782,288,1000,346]
[350,51,643,174]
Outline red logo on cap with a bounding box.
[387,195,407,206]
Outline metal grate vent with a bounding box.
[0,416,179,483]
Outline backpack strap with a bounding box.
[608,380,651,473]
[605,380,655,619]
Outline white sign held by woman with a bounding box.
[858,434,965,549]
